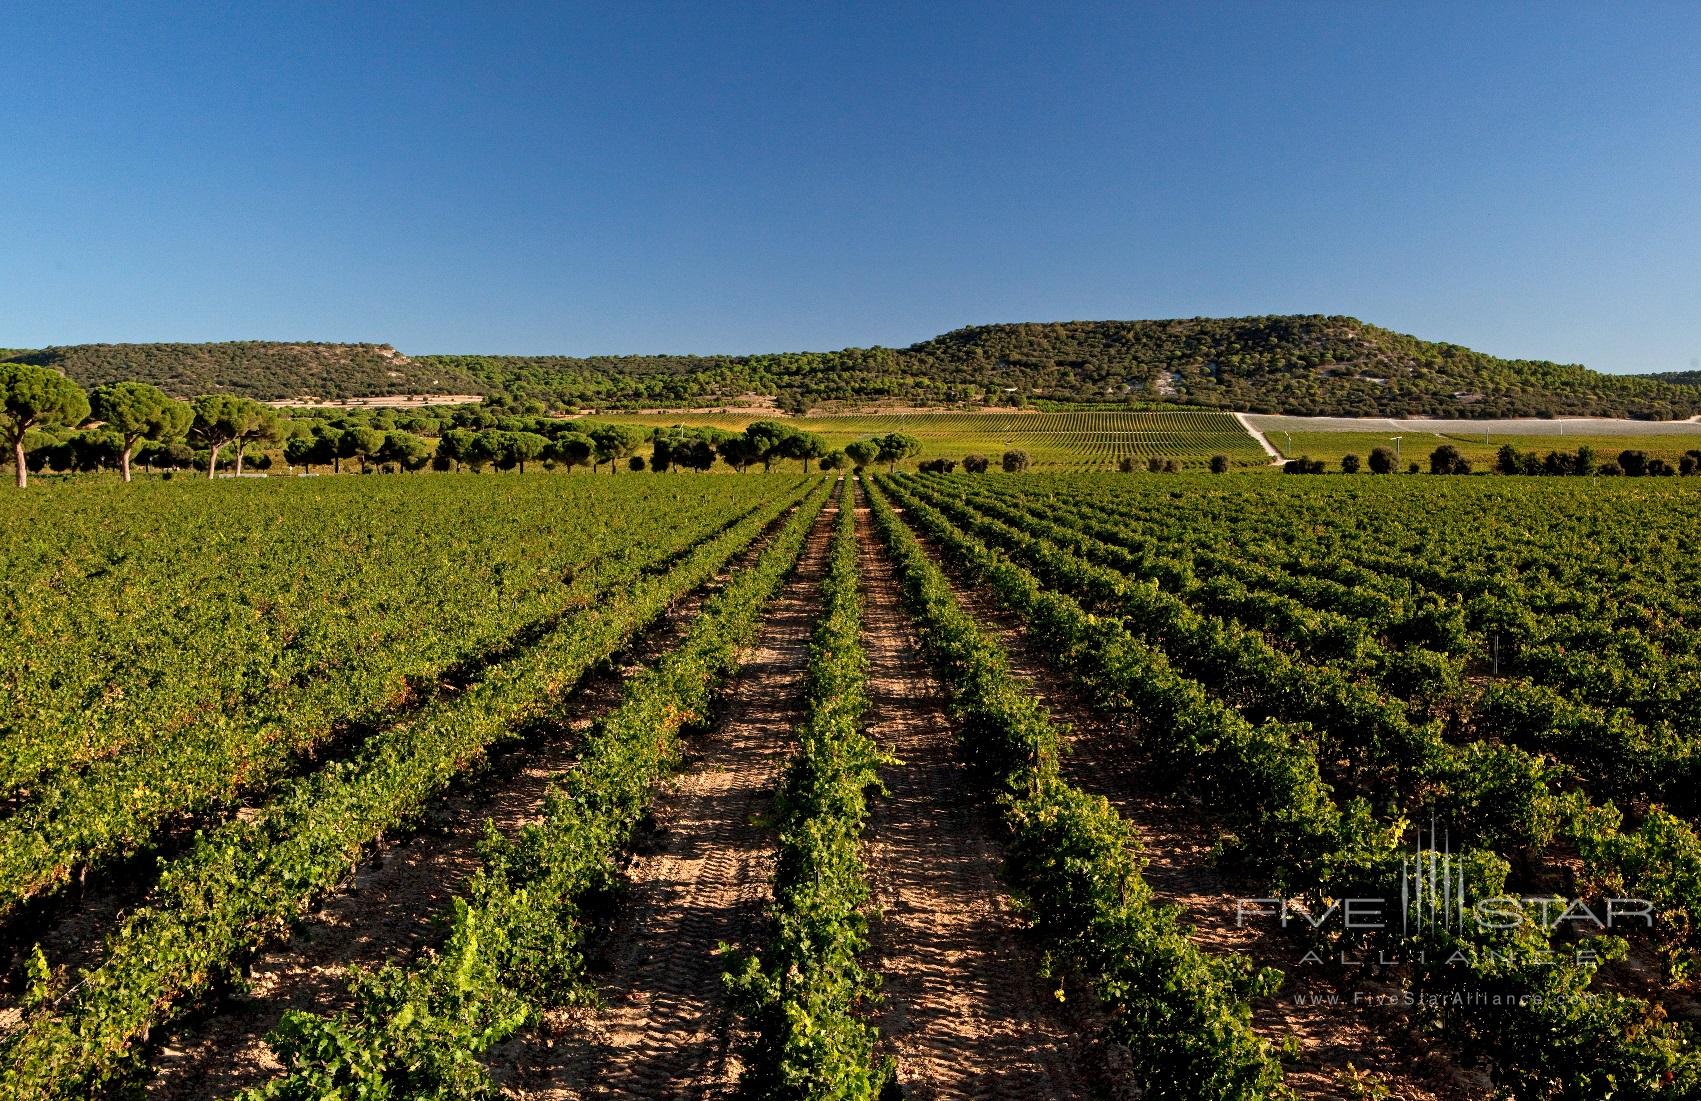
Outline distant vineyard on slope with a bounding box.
[600,410,1267,470]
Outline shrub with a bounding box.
[1429,445,1470,475]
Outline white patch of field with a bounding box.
[264,394,485,409]
[1245,413,1701,437]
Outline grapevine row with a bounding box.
[0,493,772,924]
[951,477,1701,822]
[727,477,891,1098]
[229,479,832,1100]
[0,480,820,1100]
[875,474,1701,1096]
[1031,477,1701,733]
[0,478,729,799]
[897,475,1701,966]
[865,477,1286,1101]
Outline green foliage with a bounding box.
[241,480,833,1100]
[89,381,190,479]
[1,363,90,486]
[15,318,1701,417]
[589,422,644,470]
[864,477,1286,1100]
[189,393,268,476]
[1428,444,1471,475]
[0,477,818,1099]
[380,430,433,471]
[842,440,877,470]
[4,342,473,401]
[728,479,893,1098]
[871,432,921,471]
[883,471,1701,1093]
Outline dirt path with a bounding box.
[504,504,834,1101]
[1233,410,1286,464]
[141,522,791,1100]
[901,510,1483,1100]
[854,494,1096,1100]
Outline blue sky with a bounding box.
[3,2,1698,373]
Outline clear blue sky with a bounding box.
[4,2,1698,374]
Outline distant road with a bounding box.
[1232,412,1284,464]
[264,393,485,410]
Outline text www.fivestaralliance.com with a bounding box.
[1292,990,1611,1009]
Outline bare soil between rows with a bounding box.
[854,489,1098,1100]
[896,486,1486,1099]
[138,509,799,1100]
[500,499,835,1100]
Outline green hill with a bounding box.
[886,317,1701,419]
[1638,369,1701,389]
[1,342,478,402]
[9,317,1698,419]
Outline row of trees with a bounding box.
[1281,448,1447,475]
[1495,443,1701,477]
[423,425,932,476]
[0,364,296,487]
[918,450,1029,474]
[0,362,946,486]
[1114,454,1234,474]
[1280,442,1701,477]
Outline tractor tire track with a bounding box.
[855,493,1095,1100]
[140,519,793,1101]
[505,503,834,1101]
[902,508,1483,1099]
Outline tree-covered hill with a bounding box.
[1638,369,1701,389]
[9,317,1699,419]
[1,342,478,401]
[873,317,1701,418]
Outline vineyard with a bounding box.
[603,410,1269,470]
[3,470,1701,1098]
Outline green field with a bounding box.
[606,409,1267,470]
[10,470,1701,1097]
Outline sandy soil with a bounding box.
[1234,411,1285,464]
[138,520,792,1099]
[854,493,1095,1100]
[502,505,834,1100]
[909,521,1486,1100]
